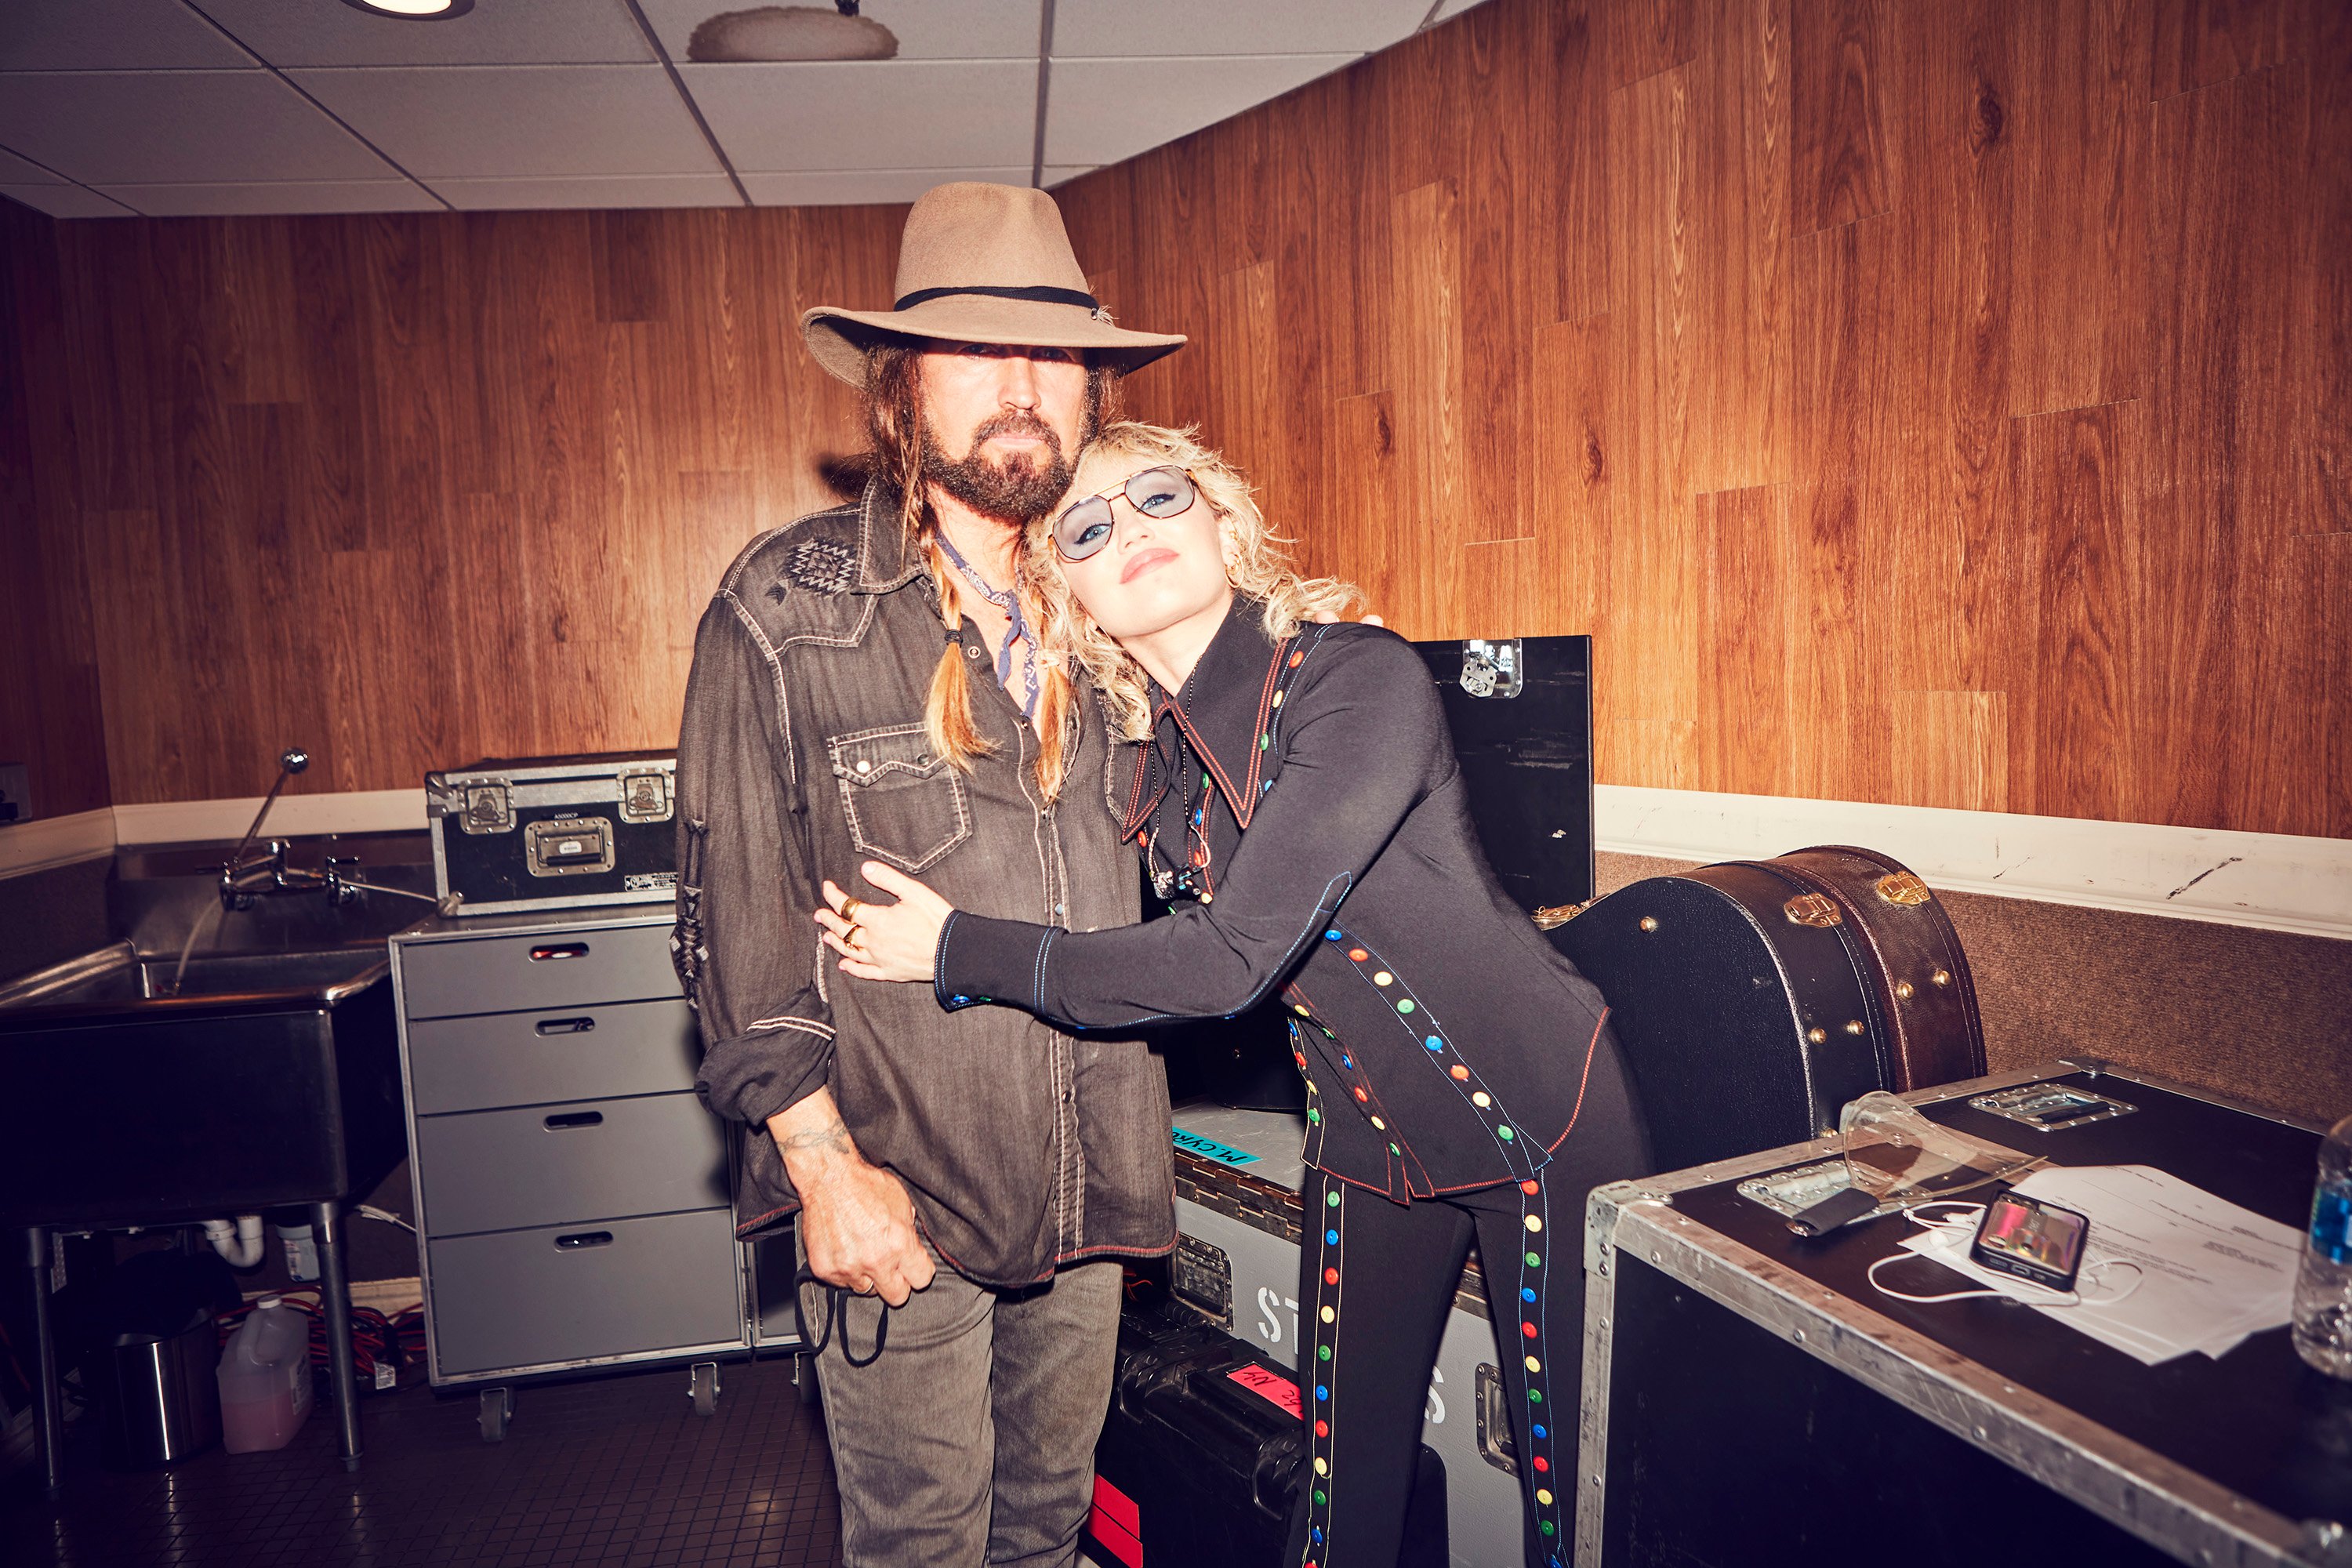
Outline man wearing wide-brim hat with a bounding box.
[675,183,1184,1566]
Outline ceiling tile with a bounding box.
[1046,54,1357,169]
[1051,0,1424,58]
[191,0,652,67]
[681,60,1036,172]
[289,65,721,178]
[435,172,742,210]
[0,71,394,185]
[0,0,252,71]
[637,0,1040,64]
[1040,165,1094,189]
[739,166,1029,207]
[96,178,443,216]
[2,183,136,219]
[0,146,65,184]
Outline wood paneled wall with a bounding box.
[1,201,899,805]
[1058,0,2352,838]
[0,0,2344,837]
[1,199,111,820]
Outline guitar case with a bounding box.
[1548,845,1985,1174]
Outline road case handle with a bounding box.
[528,942,590,962]
[543,1111,604,1131]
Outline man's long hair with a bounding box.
[864,343,1117,804]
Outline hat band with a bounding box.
[891,283,1101,312]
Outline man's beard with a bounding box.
[922,410,1074,524]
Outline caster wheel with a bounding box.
[478,1386,512,1443]
[795,1353,822,1408]
[688,1362,720,1417]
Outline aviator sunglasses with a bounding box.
[1051,465,1199,561]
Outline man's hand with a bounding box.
[768,1090,934,1307]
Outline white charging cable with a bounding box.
[1866,1202,2144,1308]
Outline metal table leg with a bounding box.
[314,1201,361,1472]
[24,1226,64,1501]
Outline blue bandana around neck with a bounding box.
[933,529,1041,720]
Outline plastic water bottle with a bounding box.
[2292,1113,2352,1378]
[217,1296,315,1452]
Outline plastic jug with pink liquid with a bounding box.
[216,1297,313,1453]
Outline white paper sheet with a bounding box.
[1893,1163,2302,1365]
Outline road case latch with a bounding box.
[618,769,673,825]
[1458,638,1524,699]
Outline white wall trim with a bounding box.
[0,808,116,877]
[111,788,427,845]
[1596,786,2352,942]
[15,786,2348,940]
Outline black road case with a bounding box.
[1577,1059,2343,1568]
[426,752,678,915]
[1087,1287,1446,1568]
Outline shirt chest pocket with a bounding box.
[827,724,972,873]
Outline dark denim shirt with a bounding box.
[938,607,1638,1202]
[673,480,1174,1287]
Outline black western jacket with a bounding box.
[936,604,1628,1202]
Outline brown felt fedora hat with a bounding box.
[800,181,1185,389]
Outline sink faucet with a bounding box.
[220,749,354,910]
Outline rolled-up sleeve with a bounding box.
[676,593,835,1125]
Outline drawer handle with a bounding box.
[535,1016,597,1036]
[554,1231,613,1250]
[543,1111,604,1131]
[528,942,590,962]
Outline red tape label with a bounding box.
[1227,1363,1303,1418]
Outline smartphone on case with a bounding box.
[1969,1192,2089,1291]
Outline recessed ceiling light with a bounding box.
[339,0,475,18]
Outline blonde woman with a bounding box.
[817,421,1651,1568]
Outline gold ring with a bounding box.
[840,895,863,921]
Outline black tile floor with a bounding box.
[2,1354,844,1567]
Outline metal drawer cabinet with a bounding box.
[390,910,760,1436]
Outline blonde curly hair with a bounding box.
[1025,422,1359,741]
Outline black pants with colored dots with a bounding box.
[1283,1138,1647,1567]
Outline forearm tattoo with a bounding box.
[775,1114,854,1159]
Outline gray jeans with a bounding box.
[798,1240,1123,1567]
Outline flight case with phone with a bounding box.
[1577,1059,2340,1568]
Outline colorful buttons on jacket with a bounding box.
[1371,970,1392,986]
[1450,1065,1470,1080]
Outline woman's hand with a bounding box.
[816,862,954,984]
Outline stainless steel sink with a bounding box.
[0,938,412,1229]
[0,942,393,1015]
